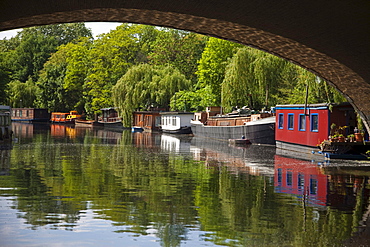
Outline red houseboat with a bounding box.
[275,103,370,159]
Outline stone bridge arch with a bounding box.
[1,1,370,131]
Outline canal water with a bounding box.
[1,122,370,246]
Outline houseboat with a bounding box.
[190,106,275,145]
[11,108,50,122]
[98,107,125,129]
[133,111,161,132]
[50,111,82,124]
[160,112,193,134]
[275,103,370,159]
[0,106,12,141]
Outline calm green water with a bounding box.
[1,123,370,247]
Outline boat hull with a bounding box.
[75,120,103,127]
[162,126,192,134]
[191,117,275,145]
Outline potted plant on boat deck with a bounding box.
[338,134,345,142]
[354,127,364,142]
[347,134,355,142]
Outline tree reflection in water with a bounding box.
[0,123,370,246]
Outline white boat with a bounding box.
[160,112,193,134]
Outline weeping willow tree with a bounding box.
[6,78,39,107]
[221,47,288,112]
[284,67,346,104]
[222,47,347,113]
[112,64,191,126]
[221,47,257,112]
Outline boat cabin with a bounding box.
[99,108,121,123]
[275,103,358,148]
[50,111,82,123]
[160,112,193,134]
[12,108,50,122]
[133,111,161,132]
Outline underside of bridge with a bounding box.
[1,1,370,131]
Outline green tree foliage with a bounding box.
[0,53,10,104]
[7,23,92,83]
[37,44,68,111]
[170,85,217,112]
[284,67,346,104]
[222,47,288,112]
[222,47,258,112]
[149,29,207,82]
[196,38,243,104]
[6,78,38,107]
[222,47,346,112]
[84,24,156,115]
[37,38,92,112]
[112,64,191,126]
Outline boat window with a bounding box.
[19,110,22,117]
[310,178,317,195]
[299,114,306,131]
[155,117,161,127]
[287,171,293,186]
[278,113,284,129]
[310,114,319,132]
[172,117,176,126]
[277,168,282,183]
[288,113,294,130]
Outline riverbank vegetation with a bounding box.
[0,23,346,125]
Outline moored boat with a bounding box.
[98,107,126,130]
[75,119,103,127]
[191,107,275,145]
[133,111,162,132]
[11,108,50,122]
[50,111,83,124]
[160,112,193,134]
[275,102,370,160]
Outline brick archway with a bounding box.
[1,2,370,131]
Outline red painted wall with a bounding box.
[275,106,330,147]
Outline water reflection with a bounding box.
[1,123,370,246]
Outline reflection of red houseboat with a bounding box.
[274,155,328,207]
[274,155,370,212]
[275,103,369,159]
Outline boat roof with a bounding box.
[101,107,117,111]
[0,105,11,111]
[275,102,351,109]
[160,112,193,115]
[51,112,69,115]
